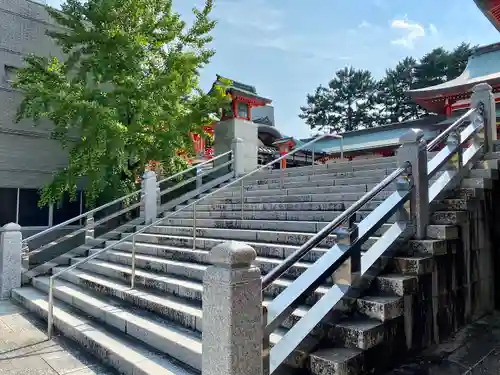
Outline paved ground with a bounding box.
[0,300,117,375]
[386,312,500,375]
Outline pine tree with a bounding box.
[299,67,378,133]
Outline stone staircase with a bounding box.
[11,153,500,375]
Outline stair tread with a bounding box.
[33,276,202,370]
[53,265,203,317]
[13,286,199,375]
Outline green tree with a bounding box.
[299,66,378,133]
[14,0,228,207]
[377,57,423,123]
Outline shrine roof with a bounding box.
[407,42,500,100]
[215,74,272,103]
[293,116,444,154]
[474,0,500,32]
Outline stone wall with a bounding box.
[0,0,69,189]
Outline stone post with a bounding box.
[202,241,263,375]
[0,223,22,300]
[141,170,158,225]
[214,118,258,174]
[397,129,428,239]
[231,138,245,177]
[471,83,496,153]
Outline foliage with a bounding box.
[14,0,229,207]
[301,43,477,132]
[299,66,378,133]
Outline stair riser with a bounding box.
[196,191,394,204]
[176,201,381,212]
[217,178,396,193]
[211,184,382,198]
[30,278,202,371]
[228,176,394,192]
[11,291,149,375]
[258,161,398,178]
[130,231,338,250]
[248,169,391,186]
[73,260,204,303]
[170,210,387,222]
[93,248,319,282]
[55,268,203,332]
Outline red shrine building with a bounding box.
[188,75,282,164]
[407,42,500,134]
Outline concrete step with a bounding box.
[177,201,382,212]
[230,176,393,193]
[11,287,198,375]
[209,183,385,198]
[170,209,380,222]
[154,220,458,240]
[331,317,386,350]
[31,276,203,371]
[246,168,392,187]
[469,168,499,180]
[195,191,393,204]
[54,266,204,332]
[255,160,398,178]
[309,347,364,375]
[130,230,338,250]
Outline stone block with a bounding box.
[0,223,22,300]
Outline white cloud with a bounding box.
[214,0,284,32]
[359,20,371,28]
[429,23,439,35]
[390,18,426,49]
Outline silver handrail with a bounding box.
[427,108,477,152]
[261,164,408,290]
[46,133,329,338]
[23,151,233,247]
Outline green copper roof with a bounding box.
[408,42,500,98]
[214,74,271,102]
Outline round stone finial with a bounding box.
[399,128,424,144]
[472,83,493,93]
[209,241,257,268]
[3,223,21,232]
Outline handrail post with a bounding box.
[0,223,22,299]
[397,129,428,239]
[193,202,197,250]
[334,214,360,285]
[85,214,94,245]
[471,83,496,153]
[202,241,262,375]
[131,234,136,289]
[141,170,158,225]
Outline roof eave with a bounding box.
[474,0,500,32]
[407,76,500,100]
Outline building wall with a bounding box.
[0,0,83,226]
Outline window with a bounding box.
[4,65,18,85]
[18,189,49,227]
[237,102,249,119]
[0,188,18,226]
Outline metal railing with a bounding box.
[22,151,233,261]
[261,100,487,374]
[45,133,331,338]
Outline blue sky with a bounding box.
[45,0,500,138]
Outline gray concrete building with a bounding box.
[0,0,80,227]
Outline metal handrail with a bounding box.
[46,133,329,337]
[23,151,233,247]
[157,150,233,185]
[261,164,408,290]
[427,108,477,152]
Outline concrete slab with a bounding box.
[0,300,117,375]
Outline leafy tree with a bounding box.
[14,0,228,207]
[299,66,378,133]
[376,57,423,123]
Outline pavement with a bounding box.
[0,299,117,375]
[385,312,500,375]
